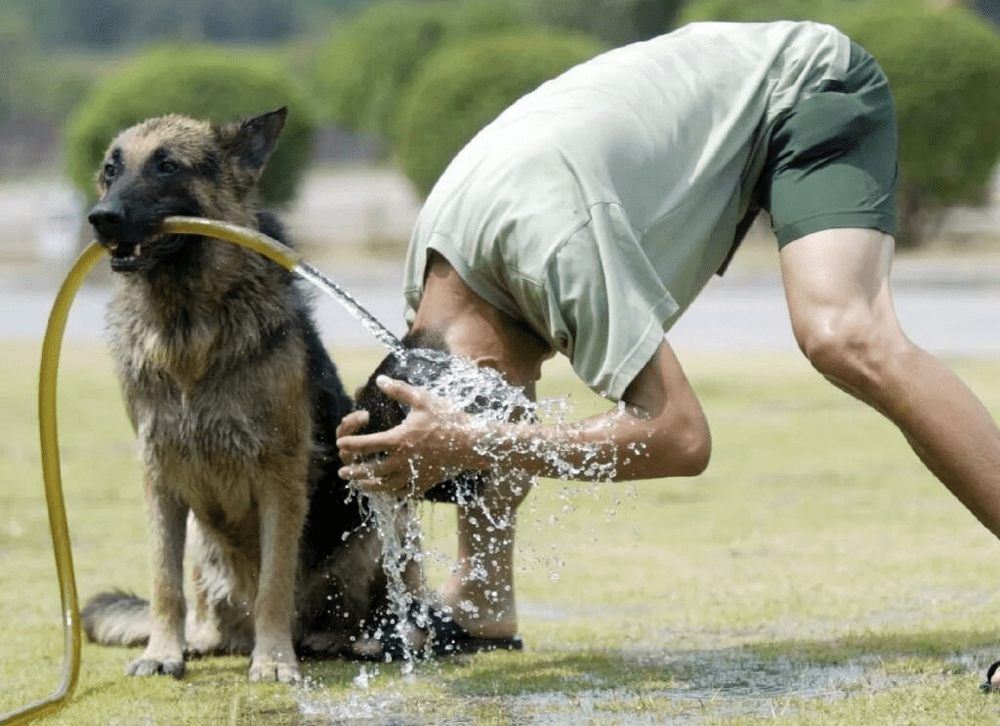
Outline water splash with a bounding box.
[346,346,632,663]
[296,260,630,663]
[401,347,622,485]
[294,670,409,724]
[295,261,402,353]
[361,490,425,666]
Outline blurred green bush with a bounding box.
[838,4,1000,244]
[678,0,1000,246]
[533,0,682,46]
[64,46,318,204]
[310,0,530,144]
[394,31,604,198]
[678,0,847,23]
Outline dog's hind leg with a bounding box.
[185,516,226,656]
[129,478,188,678]
[248,473,307,683]
[185,517,255,656]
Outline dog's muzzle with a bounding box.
[88,200,155,273]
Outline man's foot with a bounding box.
[351,603,523,661]
[416,603,523,656]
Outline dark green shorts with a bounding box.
[759,41,899,247]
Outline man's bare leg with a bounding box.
[409,254,548,639]
[439,470,533,640]
[780,227,1000,536]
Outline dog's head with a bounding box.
[87,107,287,273]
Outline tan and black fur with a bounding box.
[82,108,407,682]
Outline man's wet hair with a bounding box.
[354,328,449,437]
[353,328,485,503]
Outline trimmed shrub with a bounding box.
[838,5,1000,211]
[533,0,683,46]
[64,45,318,204]
[677,0,846,23]
[395,31,605,197]
[310,0,530,143]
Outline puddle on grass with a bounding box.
[290,648,967,725]
[494,652,913,725]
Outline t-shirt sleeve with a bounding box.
[538,202,679,401]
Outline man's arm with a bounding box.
[336,339,711,494]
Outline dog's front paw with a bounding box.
[248,655,300,683]
[127,656,186,678]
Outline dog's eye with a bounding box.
[157,159,180,175]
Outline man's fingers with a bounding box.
[338,456,412,495]
[336,409,369,439]
[359,471,410,495]
[339,460,377,482]
[338,450,397,481]
[337,429,402,462]
[376,375,431,409]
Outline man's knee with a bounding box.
[793,303,910,393]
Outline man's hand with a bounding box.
[337,375,480,496]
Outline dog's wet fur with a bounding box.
[81,108,415,682]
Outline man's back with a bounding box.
[405,21,852,397]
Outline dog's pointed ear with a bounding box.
[220,107,288,173]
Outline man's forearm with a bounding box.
[468,403,704,483]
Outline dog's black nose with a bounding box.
[88,200,125,237]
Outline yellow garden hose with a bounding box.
[0,217,302,726]
[157,216,301,270]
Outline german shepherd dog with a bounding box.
[81,107,412,682]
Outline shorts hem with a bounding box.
[775,210,897,247]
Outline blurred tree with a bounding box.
[535,0,683,45]
[678,0,847,23]
[0,2,111,127]
[299,0,372,22]
[24,0,374,48]
[310,0,529,144]
[64,46,318,203]
[395,30,605,196]
[973,0,1000,25]
[0,2,37,122]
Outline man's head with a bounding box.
[353,327,533,503]
[354,328,452,438]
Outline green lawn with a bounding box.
[2,340,1000,725]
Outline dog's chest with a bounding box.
[126,356,269,463]
[107,279,308,527]
[132,379,265,535]
[111,288,274,450]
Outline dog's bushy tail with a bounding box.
[81,590,150,647]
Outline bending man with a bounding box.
[337,21,1000,652]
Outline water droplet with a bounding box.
[353,665,371,690]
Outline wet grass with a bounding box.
[2,341,1000,724]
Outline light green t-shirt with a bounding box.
[403,21,851,400]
